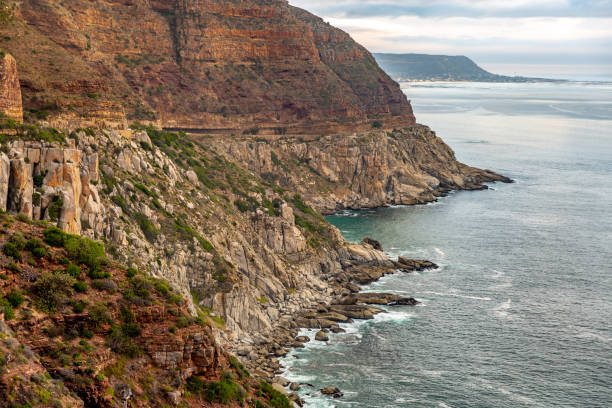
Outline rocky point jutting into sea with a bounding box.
[0,1,510,407]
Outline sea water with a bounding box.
[280,81,612,407]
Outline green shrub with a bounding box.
[30,272,75,313]
[3,242,21,261]
[176,316,189,328]
[169,326,177,334]
[43,226,67,247]
[108,325,141,357]
[80,327,94,339]
[48,195,63,221]
[229,355,250,379]
[5,289,24,308]
[88,303,111,329]
[126,276,150,299]
[120,323,142,338]
[25,237,44,251]
[126,267,137,278]
[154,281,169,296]
[89,269,111,279]
[258,381,291,408]
[204,377,243,404]
[120,306,135,323]
[135,213,158,242]
[234,198,258,213]
[0,298,14,320]
[65,264,82,278]
[73,281,87,293]
[134,183,157,198]
[16,213,31,223]
[72,300,87,313]
[64,235,106,270]
[31,246,47,258]
[185,376,206,393]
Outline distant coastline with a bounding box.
[374,53,566,83]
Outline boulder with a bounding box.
[395,257,438,272]
[315,330,329,342]
[361,237,382,251]
[321,387,343,398]
[273,376,290,387]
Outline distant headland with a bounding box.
[374,53,564,83]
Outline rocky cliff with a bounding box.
[0,0,414,132]
[212,125,511,213]
[0,1,514,406]
[0,53,21,122]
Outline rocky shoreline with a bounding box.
[238,238,438,406]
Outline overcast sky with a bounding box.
[289,0,612,77]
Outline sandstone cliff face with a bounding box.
[212,125,512,213]
[1,0,414,132]
[0,140,103,234]
[0,53,22,122]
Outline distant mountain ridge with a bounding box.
[374,53,560,83]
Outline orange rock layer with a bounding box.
[1,0,415,133]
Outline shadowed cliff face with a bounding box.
[2,0,415,132]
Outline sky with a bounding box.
[289,0,612,78]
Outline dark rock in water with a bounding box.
[321,386,344,398]
[395,257,438,272]
[290,382,301,391]
[315,330,329,342]
[330,304,383,320]
[361,237,383,251]
[343,292,419,306]
[330,327,346,333]
[295,335,310,343]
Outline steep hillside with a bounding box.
[0,217,292,408]
[0,0,415,133]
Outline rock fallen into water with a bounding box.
[315,330,329,342]
[295,335,310,343]
[395,257,438,272]
[329,304,384,320]
[341,292,419,306]
[361,237,382,251]
[290,382,300,391]
[346,264,396,285]
[321,387,343,398]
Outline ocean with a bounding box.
[280,81,612,407]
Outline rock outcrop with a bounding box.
[0,140,103,234]
[212,125,512,213]
[0,53,22,122]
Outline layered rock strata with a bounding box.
[0,53,22,122]
[4,0,414,132]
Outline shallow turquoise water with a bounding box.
[280,82,612,407]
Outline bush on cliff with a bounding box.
[185,372,244,404]
[43,227,106,271]
[30,272,75,313]
[257,381,291,408]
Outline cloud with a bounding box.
[290,0,612,18]
[289,1,612,71]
